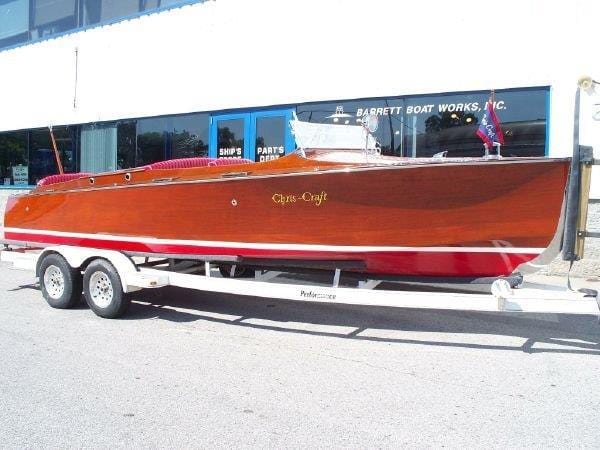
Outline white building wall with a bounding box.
[0,0,599,193]
[0,0,599,275]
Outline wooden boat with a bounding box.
[1,148,569,278]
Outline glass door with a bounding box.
[251,110,295,162]
[209,109,295,160]
[209,113,250,159]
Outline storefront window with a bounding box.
[0,132,28,186]
[136,117,167,166]
[0,88,549,185]
[171,113,209,159]
[117,121,136,169]
[80,123,117,173]
[296,88,547,157]
[296,99,405,156]
[401,89,547,157]
[28,127,77,184]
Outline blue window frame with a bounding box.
[209,113,251,159]
[209,109,295,160]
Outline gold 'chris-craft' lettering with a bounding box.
[272,191,328,206]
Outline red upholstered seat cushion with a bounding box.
[208,158,254,166]
[37,173,91,186]
[147,157,254,170]
[146,157,216,170]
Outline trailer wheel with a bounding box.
[39,253,82,309]
[83,259,130,319]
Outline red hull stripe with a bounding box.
[2,229,540,277]
[1,228,544,254]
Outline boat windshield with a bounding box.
[290,119,377,151]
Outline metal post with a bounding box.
[576,155,593,258]
[332,268,341,288]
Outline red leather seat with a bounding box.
[37,173,91,186]
[208,158,254,166]
[146,157,216,170]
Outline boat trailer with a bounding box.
[0,244,598,319]
[1,81,599,320]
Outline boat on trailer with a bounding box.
[1,108,579,278]
[0,113,597,318]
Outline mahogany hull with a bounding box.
[3,155,570,277]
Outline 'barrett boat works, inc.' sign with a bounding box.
[354,101,507,118]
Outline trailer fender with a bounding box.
[36,246,138,293]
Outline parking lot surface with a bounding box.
[1,262,600,448]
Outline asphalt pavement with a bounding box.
[1,262,600,448]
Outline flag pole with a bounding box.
[484,89,495,157]
[490,89,501,157]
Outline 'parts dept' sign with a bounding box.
[256,145,284,162]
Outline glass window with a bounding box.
[29,126,77,184]
[297,89,547,158]
[0,131,28,186]
[0,0,29,44]
[171,113,209,159]
[255,116,285,162]
[296,99,404,156]
[83,0,140,25]
[117,120,136,169]
[31,0,77,39]
[136,117,167,166]
[80,123,117,173]
[216,118,244,158]
[402,89,547,157]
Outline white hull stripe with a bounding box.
[1,227,544,254]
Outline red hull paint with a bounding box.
[3,230,538,277]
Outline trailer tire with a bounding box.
[83,259,130,319]
[39,253,82,309]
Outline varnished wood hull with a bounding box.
[3,153,570,277]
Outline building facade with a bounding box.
[0,0,599,187]
[0,0,599,274]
